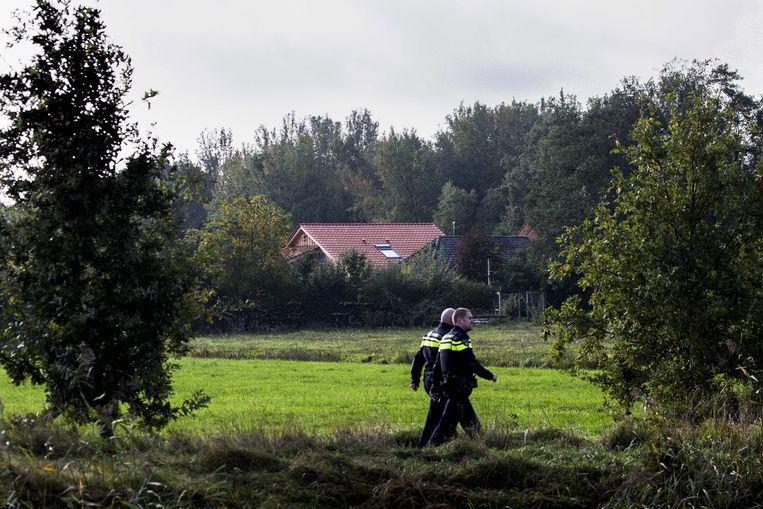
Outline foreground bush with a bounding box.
[547,61,763,413]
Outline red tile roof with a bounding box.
[515,223,537,241]
[285,223,445,266]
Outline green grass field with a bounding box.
[0,359,608,437]
[0,325,608,437]
[167,358,608,435]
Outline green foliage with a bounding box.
[436,101,540,232]
[173,153,210,231]
[546,61,763,412]
[196,127,235,185]
[214,149,263,201]
[495,249,542,292]
[335,110,381,221]
[372,128,439,222]
[500,89,639,278]
[294,258,355,324]
[433,181,479,235]
[361,255,493,326]
[337,249,373,301]
[256,113,353,223]
[0,0,206,429]
[193,195,292,303]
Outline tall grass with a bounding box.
[3,411,762,508]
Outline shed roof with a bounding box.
[429,235,531,268]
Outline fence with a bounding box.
[497,291,547,322]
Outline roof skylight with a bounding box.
[375,244,401,259]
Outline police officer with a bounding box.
[410,307,454,447]
[428,307,497,445]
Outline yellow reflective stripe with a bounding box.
[421,330,443,348]
[438,339,452,351]
[450,341,471,352]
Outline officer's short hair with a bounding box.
[453,307,472,323]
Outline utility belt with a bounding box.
[442,374,478,397]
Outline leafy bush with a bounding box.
[361,256,493,326]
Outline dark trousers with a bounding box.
[418,374,444,447]
[428,393,481,445]
[418,396,446,447]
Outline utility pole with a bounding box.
[451,221,455,236]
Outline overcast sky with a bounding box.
[2,0,763,156]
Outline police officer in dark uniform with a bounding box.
[410,308,454,447]
[429,307,497,445]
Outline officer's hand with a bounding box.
[410,382,419,391]
[491,373,498,382]
[430,392,441,403]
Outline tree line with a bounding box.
[182,86,639,268]
[178,59,736,316]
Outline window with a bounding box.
[375,244,401,259]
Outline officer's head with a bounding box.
[440,307,455,325]
[453,308,474,331]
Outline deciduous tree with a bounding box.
[372,128,439,222]
[194,195,292,302]
[257,113,352,223]
[0,0,206,430]
[433,182,478,235]
[546,61,763,413]
[454,225,502,284]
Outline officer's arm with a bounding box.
[465,350,495,381]
[410,348,425,390]
[431,351,443,393]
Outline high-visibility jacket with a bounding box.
[436,326,493,395]
[410,322,452,393]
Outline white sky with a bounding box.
[2,0,763,156]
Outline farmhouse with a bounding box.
[283,223,445,267]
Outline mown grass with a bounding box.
[1,358,610,437]
[190,322,572,368]
[168,358,609,435]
